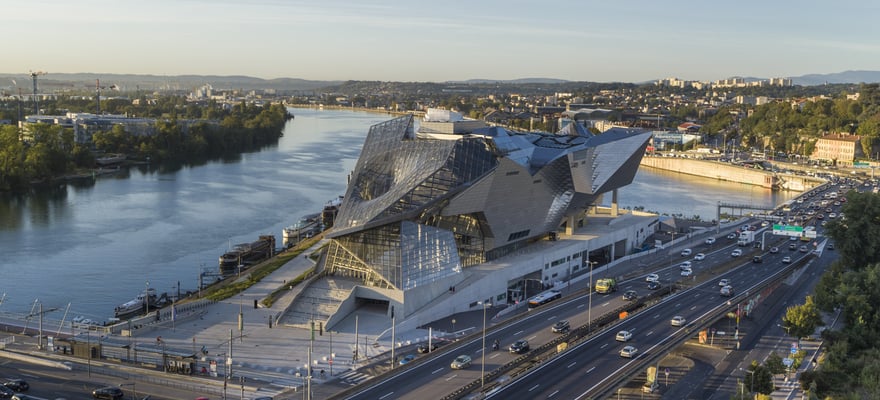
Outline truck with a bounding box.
[737,230,756,247]
[595,278,617,294]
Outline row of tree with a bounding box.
[738,189,880,399]
[0,99,291,192]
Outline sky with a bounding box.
[2,0,879,83]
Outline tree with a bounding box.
[782,296,824,340]
[745,360,775,395]
[765,352,786,375]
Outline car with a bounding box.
[645,273,660,282]
[731,249,743,257]
[642,381,660,393]
[622,290,638,301]
[417,342,439,353]
[705,237,716,245]
[92,387,124,400]
[769,247,779,254]
[727,233,737,240]
[399,354,416,365]
[509,339,530,354]
[693,253,706,261]
[2,381,27,392]
[680,267,692,277]
[671,316,686,327]
[790,236,798,241]
[828,243,835,250]
[720,285,734,297]
[680,248,692,256]
[719,278,730,286]
[789,243,797,250]
[679,261,692,269]
[752,255,763,263]
[619,345,638,358]
[11,395,40,400]
[742,224,750,231]
[0,386,14,399]
[552,320,570,333]
[616,330,633,342]
[800,246,809,253]
[450,355,472,369]
[647,281,661,290]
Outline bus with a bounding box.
[528,289,562,309]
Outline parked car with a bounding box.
[622,290,638,301]
[671,316,686,327]
[642,380,660,393]
[92,387,124,400]
[450,355,472,369]
[399,354,416,365]
[619,345,638,358]
[552,320,570,333]
[509,339,530,354]
[615,330,633,342]
[417,342,439,354]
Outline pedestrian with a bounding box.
[320,369,325,378]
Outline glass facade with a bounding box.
[324,113,651,297]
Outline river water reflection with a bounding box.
[0,108,795,319]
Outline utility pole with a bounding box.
[390,306,396,369]
[353,315,359,364]
[308,321,313,400]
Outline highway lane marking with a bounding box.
[514,330,524,336]
[379,392,395,400]
[432,368,444,374]
[647,330,654,336]
[529,384,540,392]
[567,361,577,368]
[586,366,596,374]
[600,343,608,349]
[490,353,500,359]
[549,390,560,397]
[548,315,557,320]
[691,305,697,311]
[675,302,681,307]
[601,301,611,307]
[446,374,458,381]
[653,314,660,319]
[528,335,537,340]
[578,304,586,308]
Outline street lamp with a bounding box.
[479,301,491,389]
[588,261,597,332]
[743,368,755,394]
[119,382,136,400]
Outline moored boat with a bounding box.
[114,288,158,319]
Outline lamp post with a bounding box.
[144,281,150,315]
[588,261,597,332]
[119,382,136,400]
[480,301,491,389]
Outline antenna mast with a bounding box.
[29,70,47,115]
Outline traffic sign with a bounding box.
[783,357,794,367]
[773,224,804,237]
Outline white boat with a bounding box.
[96,153,126,166]
[282,213,322,248]
[114,288,157,318]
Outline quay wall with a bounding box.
[640,157,777,189]
[640,157,827,192]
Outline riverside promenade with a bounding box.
[1,217,740,399]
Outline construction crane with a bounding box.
[29,70,47,115]
[95,79,119,114]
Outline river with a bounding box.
[0,108,795,320]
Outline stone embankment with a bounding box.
[640,157,824,191]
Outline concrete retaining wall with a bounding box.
[641,157,778,189]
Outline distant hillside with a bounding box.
[455,78,570,84]
[0,72,340,93]
[792,70,880,85]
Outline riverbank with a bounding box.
[640,155,826,192]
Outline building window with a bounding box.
[508,229,530,241]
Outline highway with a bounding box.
[337,225,800,400]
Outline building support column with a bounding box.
[611,189,619,217]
